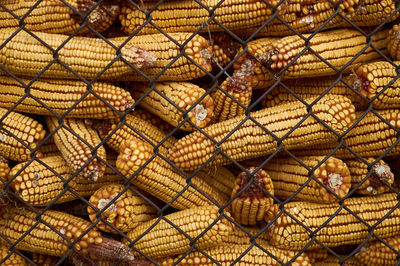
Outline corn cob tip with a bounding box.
[121,45,156,70]
[389,24,400,41]
[255,49,280,70]
[228,59,255,93]
[86,237,150,264]
[368,163,394,194]
[116,138,152,177]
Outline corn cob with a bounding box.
[293,109,400,159]
[93,113,177,157]
[0,245,26,265]
[129,82,214,131]
[304,248,329,264]
[348,61,400,109]
[260,78,356,109]
[0,108,46,162]
[117,138,225,210]
[230,167,274,226]
[262,156,351,203]
[88,184,157,233]
[123,206,233,259]
[38,137,60,158]
[132,109,174,134]
[0,74,134,119]
[249,0,398,37]
[211,59,255,123]
[0,29,155,80]
[30,253,59,266]
[0,206,142,263]
[111,33,212,81]
[46,117,106,181]
[195,166,236,203]
[388,24,400,60]
[355,235,400,265]
[346,157,394,195]
[163,243,311,265]
[0,0,119,35]
[234,28,389,89]
[169,95,355,171]
[268,193,400,251]
[120,0,285,35]
[0,155,10,184]
[203,32,241,70]
[313,255,363,265]
[225,225,270,245]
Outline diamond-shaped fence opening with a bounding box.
[0,0,400,265]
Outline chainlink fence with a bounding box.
[0,0,399,265]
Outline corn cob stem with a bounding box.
[46,117,106,181]
[268,193,400,250]
[211,59,254,123]
[129,82,214,131]
[162,243,311,265]
[261,156,351,203]
[0,206,139,262]
[348,61,400,109]
[111,33,212,82]
[231,167,274,226]
[0,108,46,162]
[116,138,224,210]
[292,109,400,159]
[169,95,355,171]
[93,113,177,157]
[88,184,157,233]
[0,29,155,80]
[346,158,394,195]
[120,0,283,35]
[234,28,389,89]
[355,235,400,265]
[123,206,233,259]
[0,0,119,35]
[0,74,134,119]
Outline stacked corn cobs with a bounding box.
[1,0,400,265]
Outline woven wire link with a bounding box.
[0,0,398,265]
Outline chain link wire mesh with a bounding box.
[0,0,398,265]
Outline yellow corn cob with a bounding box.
[388,24,400,60]
[203,32,241,69]
[169,95,355,171]
[304,248,329,264]
[129,82,214,131]
[46,117,106,181]
[211,60,255,123]
[30,253,59,266]
[163,243,311,265]
[225,225,270,245]
[38,137,60,158]
[117,138,225,210]
[346,158,394,195]
[123,206,233,259]
[250,0,398,37]
[93,113,177,156]
[0,245,26,265]
[0,29,155,80]
[268,193,400,251]
[230,167,274,225]
[195,166,236,203]
[348,61,400,109]
[88,184,157,233]
[260,78,356,109]
[132,109,174,134]
[0,155,10,184]
[0,108,46,162]
[0,206,142,263]
[111,33,212,81]
[233,28,388,89]
[292,109,400,159]
[355,235,400,265]
[313,255,363,265]
[0,0,119,35]
[262,156,351,203]
[120,0,284,35]
[0,74,134,119]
